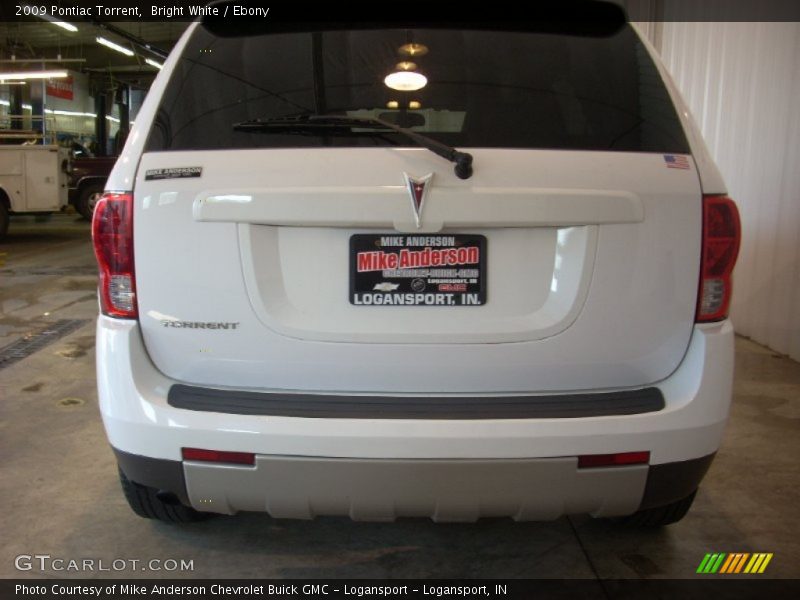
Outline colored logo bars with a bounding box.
[697,552,773,574]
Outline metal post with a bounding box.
[9,85,22,130]
[95,93,107,156]
[30,79,45,142]
[115,84,130,154]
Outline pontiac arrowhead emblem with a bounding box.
[403,172,433,228]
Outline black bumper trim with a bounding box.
[639,453,716,510]
[167,384,665,419]
[113,448,190,506]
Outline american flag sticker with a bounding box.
[664,154,691,169]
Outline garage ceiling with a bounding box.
[0,21,189,88]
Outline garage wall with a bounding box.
[648,17,800,361]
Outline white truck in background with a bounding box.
[0,142,71,241]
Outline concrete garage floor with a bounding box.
[1,213,798,580]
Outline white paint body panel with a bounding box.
[132,148,701,391]
[194,185,643,230]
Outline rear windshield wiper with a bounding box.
[233,114,474,179]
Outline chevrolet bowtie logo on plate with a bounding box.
[403,172,433,228]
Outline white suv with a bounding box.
[93,16,740,525]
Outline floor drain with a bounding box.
[0,319,91,371]
[0,266,97,276]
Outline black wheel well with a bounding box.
[77,178,106,195]
[0,187,10,211]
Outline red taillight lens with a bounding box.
[578,451,650,469]
[182,448,256,466]
[697,195,741,322]
[92,192,137,318]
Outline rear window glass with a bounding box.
[146,26,690,154]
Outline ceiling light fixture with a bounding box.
[23,4,78,31]
[398,43,429,57]
[40,15,78,32]
[384,62,427,92]
[47,109,98,117]
[144,58,163,70]
[50,20,78,32]
[0,70,67,80]
[96,36,134,57]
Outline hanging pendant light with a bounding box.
[384,61,427,92]
[398,43,429,58]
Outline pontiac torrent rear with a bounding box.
[93,17,740,525]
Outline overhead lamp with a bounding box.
[144,58,163,70]
[0,70,67,80]
[40,14,78,32]
[47,109,98,117]
[408,101,422,110]
[22,4,78,31]
[0,80,26,85]
[399,43,429,57]
[386,100,399,109]
[97,36,134,57]
[49,20,78,32]
[384,62,427,92]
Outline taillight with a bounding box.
[696,195,741,322]
[92,192,137,318]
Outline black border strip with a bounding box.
[2,579,798,599]
[2,1,800,23]
[167,384,665,419]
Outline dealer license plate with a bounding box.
[350,234,487,306]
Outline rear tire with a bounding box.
[616,490,697,527]
[118,467,212,523]
[76,183,104,221]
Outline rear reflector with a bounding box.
[91,192,137,318]
[697,195,741,322]
[578,451,650,469]
[181,448,256,466]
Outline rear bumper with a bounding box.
[115,447,714,520]
[98,317,733,519]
